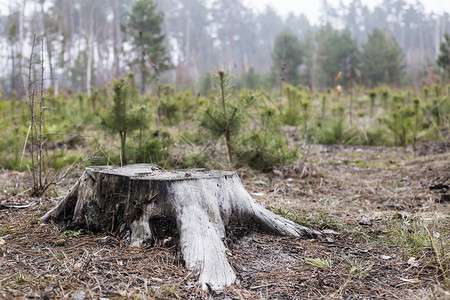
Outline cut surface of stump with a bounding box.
[42,164,318,289]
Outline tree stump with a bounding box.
[42,164,319,289]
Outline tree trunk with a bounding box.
[112,0,122,77]
[40,0,55,90]
[140,31,147,95]
[86,8,94,97]
[19,0,27,97]
[119,131,126,166]
[41,164,319,290]
[10,42,15,94]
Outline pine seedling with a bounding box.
[381,89,389,110]
[434,84,442,98]
[334,105,346,142]
[201,71,249,164]
[412,97,421,147]
[432,99,441,126]
[301,98,310,136]
[369,90,377,118]
[282,84,301,126]
[423,86,429,101]
[406,89,413,105]
[158,84,180,126]
[321,95,327,119]
[384,102,413,146]
[315,104,348,145]
[100,75,143,165]
[238,107,297,172]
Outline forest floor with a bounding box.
[0,142,449,299]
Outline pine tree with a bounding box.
[361,29,405,86]
[437,33,450,81]
[316,25,359,87]
[124,0,171,94]
[272,29,304,85]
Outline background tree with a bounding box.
[7,7,21,95]
[0,0,449,92]
[123,0,171,94]
[301,31,317,87]
[256,5,285,72]
[437,33,450,82]
[155,0,213,85]
[272,29,305,85]
[316,25,360,87]
[361,28,405,86]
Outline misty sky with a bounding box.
[0,0,449,26]
[244,0,450,24]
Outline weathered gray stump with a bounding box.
[41,164,318,289]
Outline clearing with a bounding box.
[0,143,449,299]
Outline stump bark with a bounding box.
[42,164,319,289]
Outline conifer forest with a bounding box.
[0,0,449,298]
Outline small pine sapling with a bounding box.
[238,107,297,172]
[431,98,441,127]
[384,97,414,146]
[348,95,353,125]
[321,95,327,119]
[282,84,301,126]
[301,98,310,138]
[158,84,181,126]
[334,105,346,143]
[201,71,252,164]
[100,74,143,165]
[412,97,421,147]
[423,86,429,101]
[434,84,442,98]
[381,89,389,111]
[368,90,377,118]
[314,105,346,145]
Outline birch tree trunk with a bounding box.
[86,9,94,97]
[19,0,27,96]
[40,1,55,90]
[112,0,122,77]
[42,164,319,290]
